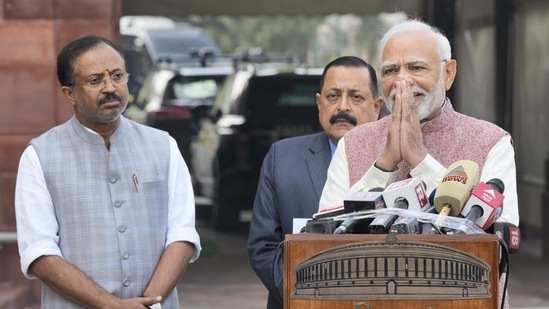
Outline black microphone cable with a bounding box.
[498,237,510,309]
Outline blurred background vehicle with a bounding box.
[191,50,324,231]
[120,16,222,102]
[121,16,231,172]
[124,57,234,169]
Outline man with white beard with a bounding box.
[318,19,519,227]
[317,19,518,309]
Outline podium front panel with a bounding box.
[283,233,499,309]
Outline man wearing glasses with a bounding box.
[15,36,200,308]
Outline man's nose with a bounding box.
[337,95,351,111]
[393,73,415,92]
[398,65,413,78]
[398,67,419,84]
[101,76,117,92]
[100,70,117,92]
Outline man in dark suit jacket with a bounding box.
[247,56,387,309]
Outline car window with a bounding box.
[246,74,320,128]
[163,75,227,106]
[278,83,319,106]
[148,29,220,56]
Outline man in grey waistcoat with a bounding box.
[15,35,201,308]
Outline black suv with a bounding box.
[124,57,234,168]
[191,57,323,231]
[120,23,222,102]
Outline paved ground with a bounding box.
[179,219,549,309]
[178,220,267,309]
[505,237,549,308]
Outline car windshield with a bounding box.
[245,74,320,129]
[278,83,318,106]
[163,75,226,106]
[148,29,220,56]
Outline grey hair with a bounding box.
[378,19,452,61]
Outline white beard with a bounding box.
[384,73,446,121]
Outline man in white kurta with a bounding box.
[15,35,201,308]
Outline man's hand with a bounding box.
[398,78,427,167]
[375,78,427,171]
[375,82,404,172]
[115,296,162,309]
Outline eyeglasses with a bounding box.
[380,60,447,80]
[74,70,130,90]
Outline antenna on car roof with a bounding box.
[231,47,300,71]
[188,47,217,67]
[154,47,235,69]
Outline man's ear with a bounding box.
[315,92,322,112]
[444,59,457,91]
[377,97,391,120]
[374,96,383,114]
[61,86,77,107]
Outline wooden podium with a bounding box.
[284,233,500,309]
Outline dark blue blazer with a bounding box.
[247,132,331,309]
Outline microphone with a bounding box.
[417,189,442,234]
[428,188,436,205]
[389,216,420,234]
[368,197,405,234]
[389,205,438,234]
[313,204,346,219]
[302,218,342,234]
[333,217,367,234]
[369,177,429,234]
[488,222,521,254]
[434,160,480,218]
[316,188,384,220]
[459,178,505,230]
[333,187,385,234]
[343,187,385,213]
[489,222,521,276]
[381,177,430,211]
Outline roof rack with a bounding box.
[231,47,301,71]
[155,48,234,69]
[154,46,308,73]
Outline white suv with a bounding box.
[124,59,233,172]
[191,57,323,231]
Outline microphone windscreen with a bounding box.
[460,178,505,229]
[487,178,505,193]
[382,177,429,211]
[434,160,480,216]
